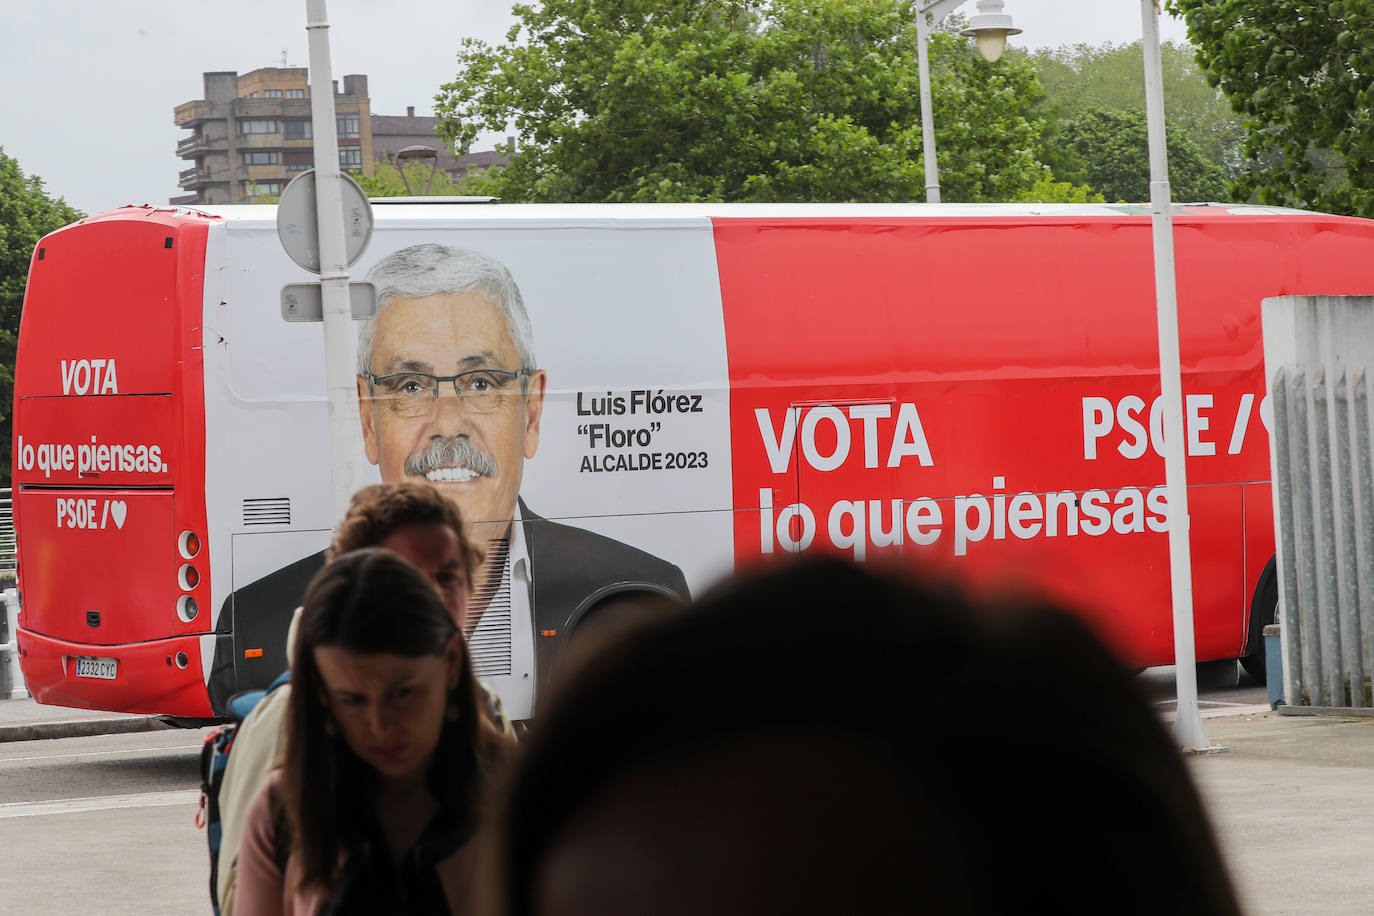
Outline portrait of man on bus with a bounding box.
[355,243,689,681]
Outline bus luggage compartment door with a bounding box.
[15,488,194,645]
[13,488,215,717]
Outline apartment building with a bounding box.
[174,69,511,205]
[173,69,373,205]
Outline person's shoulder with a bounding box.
[521,503,688,598]
[478,682,517,738]
[238,682,293,745]
[233,551,327,599]
[222,684,293,818]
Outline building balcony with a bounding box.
[178,167,206,188]
[178,168,228,190]
[175,100,212,127]
[176,134,212,157]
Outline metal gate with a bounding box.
[1264,295,1374,711]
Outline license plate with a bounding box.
[74,656,118,680]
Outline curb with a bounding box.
[0,716,170,743]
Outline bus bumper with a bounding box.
[16,629,214,718]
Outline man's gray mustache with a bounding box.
[405,437,497,478]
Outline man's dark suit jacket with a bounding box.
[208,501,689,716]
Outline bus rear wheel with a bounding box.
[1239,557,1278,684]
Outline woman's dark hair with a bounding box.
[495,557,1242,916]
[282,547,505,895]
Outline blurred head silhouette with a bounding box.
[488,557,1241,916]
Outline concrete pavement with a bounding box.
[1187,712,1374,914]
[4,695,1374,912]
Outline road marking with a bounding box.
[0,790,200,819]
[0,743,201,764]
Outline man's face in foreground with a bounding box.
[359,291,545,538]
[378,520,474,631]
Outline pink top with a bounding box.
[236,773,325,916]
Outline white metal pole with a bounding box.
[915,11,942,204]
[1141,0,1208,750]
[305,0,365,521]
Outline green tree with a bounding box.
[1059,106,1229,203]
[1029,40,1245,177]
[435,0,1049,203]
[1013,175,1105,204]
[0,148,82,482]
[353,161,463,197]
[1167,0,1374,217]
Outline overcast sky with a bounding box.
[0,1,1189,216]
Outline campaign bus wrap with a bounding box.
[13,202,1374,718]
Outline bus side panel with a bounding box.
[712,215,1278,666]
[198,218,736,718]
[1242,481,1276,633]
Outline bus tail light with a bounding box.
[178,531,201,559]
[178,564,200,591]
[177,596,199,622]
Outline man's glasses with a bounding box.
[363,368,533,417]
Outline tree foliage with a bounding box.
[1012,175,1105,204]
[1059,107,1229,203]
[1030,40,1245,177]
[0,148,82,482]
[435,0,1049,203]
[1167,0,1374,216]
[353,161,463,197]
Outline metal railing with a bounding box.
[179,167,212,188]
[0,489,22,698]
[0,488,13,580]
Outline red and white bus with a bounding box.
[13,201,1374,720]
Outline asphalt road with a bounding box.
[0,728,213,916]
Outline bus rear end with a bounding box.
[13,207,214,717]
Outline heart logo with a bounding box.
[109,501,127,530]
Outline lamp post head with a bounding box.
[959,0,1022,62]
[395,144,439,163]
[393,145,441,196]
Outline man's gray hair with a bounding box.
[358,243,537,375]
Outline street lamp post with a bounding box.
[394,144,440,196]
[304,0,365,520]
[1139,0,1209,752]
[914,0,1021,203]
